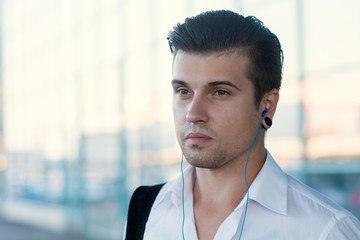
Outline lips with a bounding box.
[185,132,212,145]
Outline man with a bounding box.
[125,10,360,240]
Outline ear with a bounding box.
[261,88,279,120]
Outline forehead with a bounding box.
[172,50,250,85]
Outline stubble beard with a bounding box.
[182,143,248,169]
[179,125,250,169]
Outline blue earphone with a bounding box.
[181,108,268,240]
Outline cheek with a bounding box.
[172,104,185,130]
[213,107,256,133]
[172,110,186,146]
[173,98,188,118]
[213,106,241,124]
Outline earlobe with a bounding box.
[262,117,273,129]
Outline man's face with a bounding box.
[172,50,264,169]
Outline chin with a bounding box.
[183,151,229,169]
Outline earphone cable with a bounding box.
[238,115,264,240]
[181,153,186,240]
[181,115,265,240]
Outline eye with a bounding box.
[215,89,229,96]
[177,88,190,95]
[174,88,192,99]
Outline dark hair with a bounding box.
[167,10,283,107]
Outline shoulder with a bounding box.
[286,174,360,238]
[125,183,166,240]
[130,183,166,203]
[323,214,360,239]
[286,175,350,217]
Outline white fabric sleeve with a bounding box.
[323,215,360,240]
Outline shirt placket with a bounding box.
[213,195,248,240]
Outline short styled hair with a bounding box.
[167,10,284,107]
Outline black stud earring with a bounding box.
[262,117,272,129]
[265,117,272,127]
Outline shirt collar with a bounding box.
[154,151,288,215]
[249,151,288,215]
[152,164,196,209]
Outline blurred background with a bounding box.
[0,0,359,239]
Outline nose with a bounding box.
[186,94,209,123]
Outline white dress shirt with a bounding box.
[143,152,360,240]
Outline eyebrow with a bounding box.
[171,79,188,87]
[208,81,240,90]
[171,79,240,90]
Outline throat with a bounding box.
[192,176,247,240]
[193,196,240,240]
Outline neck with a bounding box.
[193,147,267,208]
[191,148,267,240]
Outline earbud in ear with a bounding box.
[262,108,272,129]
[262,107,269,117]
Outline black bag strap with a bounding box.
[125,183,165,240]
